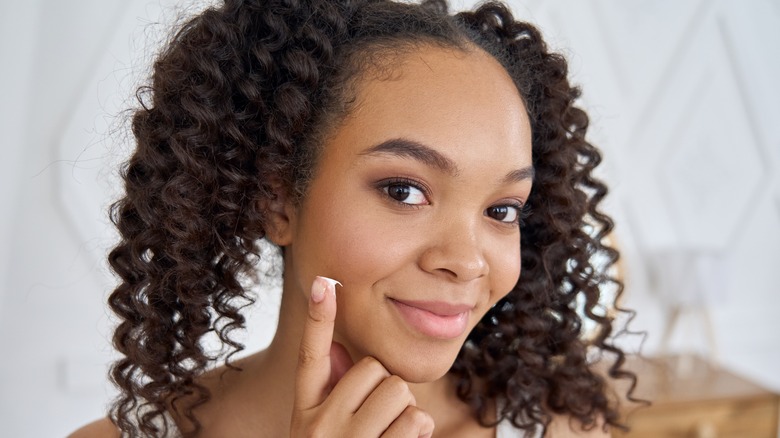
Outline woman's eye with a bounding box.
[486,204,521,224]
[384,183,427,205]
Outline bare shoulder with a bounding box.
[546,415,610,438]
[68,417,120,438]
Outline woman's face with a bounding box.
[283,45,533,383]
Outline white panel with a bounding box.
[590,0,708,106]
[0,1,41,317]
[621,18,765,251]
[54,0,204,273]
[718,0,780,169]
[658,22,765,251]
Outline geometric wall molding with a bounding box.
[621,16,765,252]
[590,0,709,107]
[718,0,780,172]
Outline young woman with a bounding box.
[71,0,636,436]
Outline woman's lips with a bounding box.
[389,298,472,339]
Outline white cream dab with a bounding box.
[320,276,343,291]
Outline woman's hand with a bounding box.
[290,276,435,437]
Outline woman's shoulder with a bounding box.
[68,413,183,438]
[545,415,611,438]
[496,414,610,438]
[67,354,260,438]
[67,418,120,438]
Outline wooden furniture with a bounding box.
[614,355,780,438]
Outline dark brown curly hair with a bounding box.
[107,0,639,436]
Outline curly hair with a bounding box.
[107,0,638,436]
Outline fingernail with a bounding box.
[311,277,327,303]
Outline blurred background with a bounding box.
[1,0,778,436]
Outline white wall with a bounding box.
[1,0,778,436]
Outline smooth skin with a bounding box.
[70,45,609,437]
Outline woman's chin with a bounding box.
[394,366,451,384]
[377,348,459,383]
[338,332,464,383]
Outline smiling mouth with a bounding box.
[389,298,472,339]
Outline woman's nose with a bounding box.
[418,218,488,282]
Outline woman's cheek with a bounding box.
[488,235,522,303]
[321,208,418,280]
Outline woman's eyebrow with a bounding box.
[502,166,535,183]
[359,137,534,184]
[359,138,460,176]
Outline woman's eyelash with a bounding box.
[515,202,532,226]
[376,177,430,206]
[376,177,531,226]
[487,201,530,226]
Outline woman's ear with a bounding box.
[263,184,296,247]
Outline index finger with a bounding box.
[294,276,341,411]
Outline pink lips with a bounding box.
[390,298,472,339]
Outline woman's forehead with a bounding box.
[327,45,532,169]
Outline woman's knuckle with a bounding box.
[406,406,432,427]
[383,375,409,397]
[353,356,390,380]
[297,345,318,367]
[360,356,387,374]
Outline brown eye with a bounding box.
[486,205,520,223]
[383,183,427,205]
[387,184,411,202]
